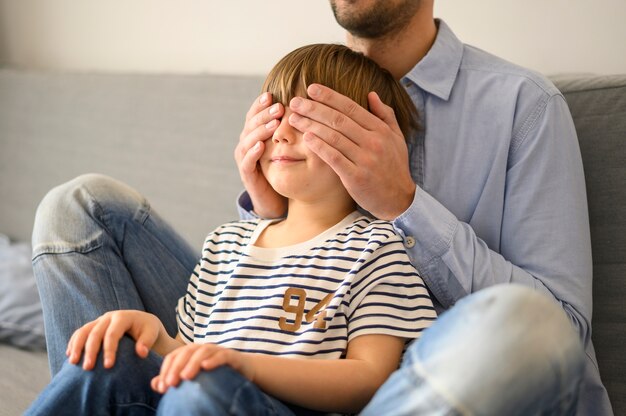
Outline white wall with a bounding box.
[0,0,625,76]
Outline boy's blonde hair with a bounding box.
[262,43,419,138]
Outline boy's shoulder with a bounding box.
[204,219,260,244]
[213,218,259,233]
[339,215,403,245]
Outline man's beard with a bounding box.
[330,0,423,39]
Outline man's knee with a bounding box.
[32,174,148,250]
[471,284,584,369]
[419,284,584,371]
[404,284,585,415]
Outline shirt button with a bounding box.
[405,236,416,248]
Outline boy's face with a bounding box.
[260,106,350,203]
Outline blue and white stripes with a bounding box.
[177,211,436,359]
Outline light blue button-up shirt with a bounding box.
[239,20,611,415]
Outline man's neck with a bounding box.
[346,14,437,80]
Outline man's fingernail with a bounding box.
[291,97,302,109]
[289,113,302,123]
[265,119,278,129]
[269,104,279,115]
[254,141,261,151]
[308,85,320,97]
[260,93,268,105]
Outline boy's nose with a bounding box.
[272,119,297,144]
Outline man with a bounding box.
[33,1,610,415]
[234,0,612,414]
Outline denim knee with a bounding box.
[32,173,149,257]
[402,284,585,415]
[468,284,585,376]
[29,335,163,415]
[158,366,254,416]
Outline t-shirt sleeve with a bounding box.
[346,237,436,342]
[176,260,202,344]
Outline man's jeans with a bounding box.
[29,174,585,415]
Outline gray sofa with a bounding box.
[0,69,624,415]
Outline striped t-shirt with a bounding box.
[176,211,436,358]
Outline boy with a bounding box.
[27,44,435,415]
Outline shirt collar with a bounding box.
[403,19,463,101]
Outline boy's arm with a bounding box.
[155,333,405,414]
[247,334,405,413]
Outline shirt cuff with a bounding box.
[236,190,259,220]
[392,186,458,271]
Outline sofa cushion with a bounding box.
[0,234,46,350]
[553,74,626,416]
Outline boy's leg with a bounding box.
[25,336,163,415]
[360,284,585,416]
[157,366,298,416]
[32,174,197,375]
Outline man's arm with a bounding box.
[396,94,592,342]
[288,85,592,345]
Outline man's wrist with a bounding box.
[379,183,417,221]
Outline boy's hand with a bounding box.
[235,92,288,219]
[151,343,253,393]
[66,310,165,371]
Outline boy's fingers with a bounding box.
[133,324,158,358]
[82,317,110,370]
[67,332,82,364]
[67,322,94,365]
[135,342,150,358]
[150,375,162,392]
[102,327,125,369]
[198,349,229,373]
[182,347,216,379]
[164,347,196,388]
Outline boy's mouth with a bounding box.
[270,156,304,163]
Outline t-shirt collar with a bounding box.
[402,19,463,101]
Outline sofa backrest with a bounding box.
[553,74,626,416]
[0,70,265,248]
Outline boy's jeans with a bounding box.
[30,174,585,415]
